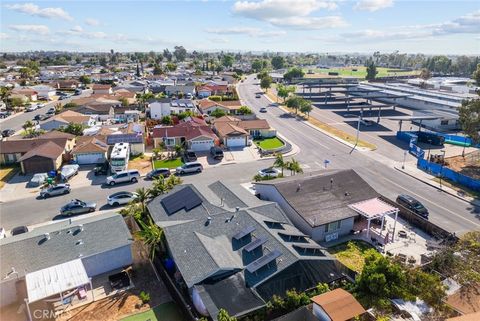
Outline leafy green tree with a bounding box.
[286,158,303,175]
[299,99,313,118]
[251,59,263,72]
[165,62,177,72]
[134,187,152,215]
[419,68,431,80]
[210,108,227,118]
[59,123,85,136]
[238,105,252,115]
[22,120,35,130]
[153,64,163,75]
[161,115,173,125]
[260,76,272,92]
[222,55,234,68]
[9,97,24,108]
[119,97,129,107]
[178,110,193,120]
[79,75,92,85]
[257,71,268,80]
[284,289,310,311]
[210,95,222,102]
[283,67,304,82]
[458,97,480,144]
[286,95,302,114]
[277,84,295,102]
[365,59,377,81]
[273,153,287,175]
[63,102,78,109]
[271,56,285,70]
[173,46,187,61]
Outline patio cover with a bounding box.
[348,197,398,219]
[26,259,89,303]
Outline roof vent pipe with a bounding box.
[44,233,50,240]
[235,207,240,212]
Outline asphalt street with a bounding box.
[0,89,92,132]
[0,78,478,235]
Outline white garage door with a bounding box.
[75,153,105,165]
[190,140,213,151]
[227,136,246,148]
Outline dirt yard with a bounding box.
[446,150,480,180]
[128,155,152,175]
[56,221,171,321]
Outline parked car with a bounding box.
[259,107,267,113]
[255,93,262,98]
[34,114,48,121]
[0,227,5,238]
[28,173,49,187]
[396,194,429,219]
[47,107,56,114]
[37,103,45,108]
[94,162,110,176]
[176,162,203,175]
[45,110,55,117]
[11,226,29,236]
[60,199,96,216]
[26,105,38,112]
[2,129,15,137]
[210,146,224,160]
[183,150,197,162]
[74,89,83,95]
[258,167,281,178]
[40,184,71,198]
[0,111,12,119]
[61,164,80,181]
[107,191,138,206]
[146,168,171,180]
[105,170,140,186]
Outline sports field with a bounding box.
[304,66,420,79]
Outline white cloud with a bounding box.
[205,27,286,37]
[5,3,73,20]
[208,37,230,44]
[268,16,347,29]
[70,25,84,33]
[232,0,344,30]
[9,24,50,35]
[85,18,100,26]
[354,0,394,12]
[339,10,480,42]
[0,33,10,40]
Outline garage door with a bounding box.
[190,140,213,151]
[75,153,105,165]
[227,136,246,148]
[22,157,54,174]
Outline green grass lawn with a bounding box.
[328,240,375,273]
[121,302,185,321]
[305,66,420,79]
[254,137,285,150]
[153,158,183,169]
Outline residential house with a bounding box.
[74,100,118,121]
[55,80,79,90]
[0,212,133,312]
[151,119,217,151]
[214,116,276,148]
[30,85,56,100]
[18,141,66,174]
[11,88,37,101]
[113,106,141,123]
[107,131,145,155]
[72,135,109,164]
[196,84,230,98]
[165,84,195,97]
[254,170,381,242]
[112,88,137,105]
[91,84,113,95]
[146,183,346,319]
[148,98,197,120]
[196,99,244,116]
[40,110,91,131]
[0,131,74,166]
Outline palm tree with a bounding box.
[22,120,35,130]
[134,187,151,215]
[287,158,303,175]
[136,218,164,259]
[150,176,168,197]
[273,153,287,176]
[165,174,182,190]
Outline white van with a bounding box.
[105,170,140,186]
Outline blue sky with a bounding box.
[1,1,479,54]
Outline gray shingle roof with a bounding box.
[0,212,132,282]
[208,181,247,209]
[255,170,379,226]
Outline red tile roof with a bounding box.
[152,121,217,141]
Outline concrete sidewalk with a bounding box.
[394,160,479,206]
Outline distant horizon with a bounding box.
[1,1,479,55]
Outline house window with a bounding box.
[250,130,260,137]
[440,120,449,126]
[164,138,175,146]
[325,220,341,233]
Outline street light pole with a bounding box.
[439,150,446,189]
[402,150,407,169]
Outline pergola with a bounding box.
[348,198,399,242]
[24,259,93,321]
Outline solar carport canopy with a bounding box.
[26,259,89,303]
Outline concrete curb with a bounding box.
[393,165,479,206]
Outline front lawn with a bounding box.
[328,240,375,273]
[0,165,19,189]
[254,137,285,150]
[121,302,184,321]
[153,158,183,169]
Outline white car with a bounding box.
[105,170,140,186]
[107,191,138,206]
[258,168,281,178]
[255,93,262,98]
[37,103,46,108]
[26,105,38,112]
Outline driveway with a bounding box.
[225,145,261,163]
